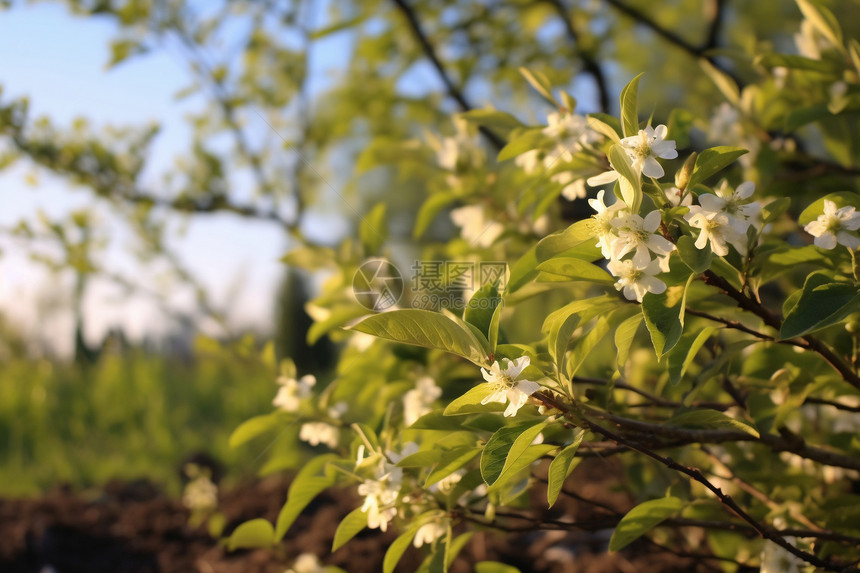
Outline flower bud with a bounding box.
[675,152,697,191]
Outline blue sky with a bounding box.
[0,2,353,353]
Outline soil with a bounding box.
[0,458,726,573]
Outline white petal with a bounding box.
[836,231,860,249]
[698,194,726,213]
[641,157,665,178]
[587,170,620,186]
[814,233,837,249]
[515,379,540,396]
[735,181,755,199]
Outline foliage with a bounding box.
[2,0,860,572]
[0,338,275,497]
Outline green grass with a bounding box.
[0,340,279,497]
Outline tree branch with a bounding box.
[603,0,743,87]
[533,391,856,572]
[390,0,506,150]
[701,270,860,391]
[542,0,611,113]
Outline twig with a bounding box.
[542,0,610,113]
[390,0,505,150]
[533,391,855,572]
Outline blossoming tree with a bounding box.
[227,2,860,571]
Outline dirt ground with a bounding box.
[0,458,730,573]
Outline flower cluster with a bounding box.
[578,124,764,302]
[403,376,441,426]
[273,373,316,412]
[355,443,416,532]
[587,190,671,302]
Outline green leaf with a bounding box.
[488,302,503,351]
[641,288,685,358]
[309,15,367,39]
[506,245,540,294]
[228,412,283,449]
[586,113,622,143]
[481,420,546,486]
[686,147,748,190]
[608,144,642,211]
[667,327,718,386]
[415,192,457,239]
[548,313,580,375]
[281,245,336,270]
[780,274,860,339]
[444,385,505,416]
[796,0,842,47]
[609,497,682,551]
[567,315,611,378]
[460,109,525,134]
[384,524,422,573]
[785,103,832,131]
[332,507,368,551]
[547,430,585,507]
[699,60,739,105]
[465,282,502,341]
[798,192,860,226]
[275,454,339,540]
[497,128,547,162]
[227,518,275,551]
[614,313,642,370]
[761,197,791,224]
[619,73,644,138]
[360,202,388,255]
[476,562,522,573]
[519,67,556,104]
[425,446,481,488]
[535,219,595,261]
[676,235,712,274]
[307,305,369,345]
[755,53,841,74]
[668,409,759,438]
[351,310,490,366]
[489,421,553,491]
[537,258,614,284]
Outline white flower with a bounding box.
[435,117,484,172]
[611,211,675,267]
[403,376,442,426]
[588,190,626,259]
[450,204,504,247]
[542,111,596,153]
[664,186,691,207]
[760,535,804,573]
[327,402,348,419]
[551,171,587,201]
[480,356,540,417]
[429,468,465,494]
[286,553,326,573]
[698,180,760,233]
[607,258,667,302]
[803,199,860,250]
[299,422,340,449]
[413,522,447,547]
[685,206,746,256]
[515,149,544,174]
[273,374,316,412]
[182,474,218,512]
[619,124,678,178]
